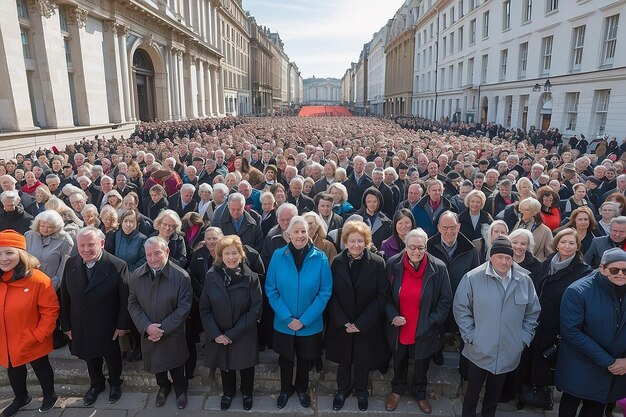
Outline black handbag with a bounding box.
[519,385,553,410]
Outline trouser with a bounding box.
[279,355,310,394]
[391,343,430,400]
[85,343,123,389]
[337,363,370,395]
[185,321,197,379]
[462,360,507,417]
[155,365,188,397]
[220,367,255,397]
[7,355,55,400]
[559,392,606,417]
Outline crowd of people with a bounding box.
[1,115,626,417]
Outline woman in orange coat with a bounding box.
[0,229,59,417]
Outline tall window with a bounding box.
[458,61,464,87]
[500,49,508,81]
[481,54,488,83]
[468,57,475,84]
[483,11,490,38]
[16,0,29,18]
[503,0,511,30]
[59,7,68,32]
[20,29,30,59]
[523,0,532,22]
[546,0,558,13]
[64,38,72,64]
[459,0,464,17]
[564,92,580,131]
[570,25,585,72]
[470,19,476,44]
[458,26,464,50]
[442,36,447,57]
[469,0,476,11]
[602,14,619,66]
[519,42,528,78]
[593,90,610,136]
[450,32,455,54]
[442,13,447,29]
[451,6,456,23]
[541,35,553,75]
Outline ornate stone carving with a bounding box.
[116,24,130,37]
[144,33,158,49]
[103,20,116,33]
[66,6,88,28]
[27,0,57,18]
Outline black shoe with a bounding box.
[242,395,253,410]
[357,393,368,411]
[130,349,142,362]
[39,393,58,413]
[220,395,232,411]
[297,391,310,408]
[333,392,347,411]
[176,392,188,410]
[109,385,122,404]
[432,350,444,366]
[277,388,294,409]
[155,385,171,407]
[83,386,104,407]
[2,396,32,417]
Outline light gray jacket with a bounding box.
[453,262,541,374]
[25,229,74,290]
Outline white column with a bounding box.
[103,21,124,123]
[205,64,213,116]
[210,65,219,116]
[198,0,205,41]
[170,48,180,119]
[178,50,186,118]
[197,60,205,117]
[29,0,74,127]
[117,25,132,121]
[186,55,198,118]
[217,67,224,115]
[0,0,37,130]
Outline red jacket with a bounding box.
[0,268,59,367]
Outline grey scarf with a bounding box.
[549,253,574,275]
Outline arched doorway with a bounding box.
[538,93,553,130]
[480,96,488,124]
[133,49,155,121]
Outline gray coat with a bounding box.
[200,264,262,370]
[128,260,192,374]
[25,229,74,290]
[584,235,616,269]
[453,262,541,374]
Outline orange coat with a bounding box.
[0,268,59,367]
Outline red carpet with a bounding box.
[298,106,352,117]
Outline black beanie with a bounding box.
[490,236,514,257]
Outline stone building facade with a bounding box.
[303,77,342,105]
[248,17,273,115]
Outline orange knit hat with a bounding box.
[0,230,26,250]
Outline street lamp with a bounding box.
[533,79,552,92]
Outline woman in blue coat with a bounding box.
[265,216,332,410]
[556,248,626,417]
[114,209,147,273]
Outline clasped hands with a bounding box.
[215,335,232,345]
[147,323,164,342]
[344,323,360,333]
[287,318,303,331]
[391,316,407,327]
[608,358,626,375]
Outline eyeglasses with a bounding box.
[607,267,626,275]
[407,245,427,252]
[439,225,458,231]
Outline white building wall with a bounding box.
[367,27,387,116]
[412,0,626,138]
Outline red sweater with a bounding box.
[399,253,427,345]
[541,207,561,231]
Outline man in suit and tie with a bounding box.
[60,227,130,407]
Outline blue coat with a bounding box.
[114,229,147,273]
[265,244,332,336]
[411,195,454,236]
[556,272,626,402]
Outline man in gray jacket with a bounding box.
[453,237,540,417]
[128,236,192,410]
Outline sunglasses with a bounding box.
[607,267,626,275]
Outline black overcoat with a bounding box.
[200,264,262,370]
[60,251,130,359]
[326,250,390,370]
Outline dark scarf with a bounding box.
[221,264,242,287]
[289,241,311,272]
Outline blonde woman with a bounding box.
[303,211,338,262]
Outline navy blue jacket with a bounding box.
[556,272,626,402]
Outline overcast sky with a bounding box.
[244,0,406,79]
